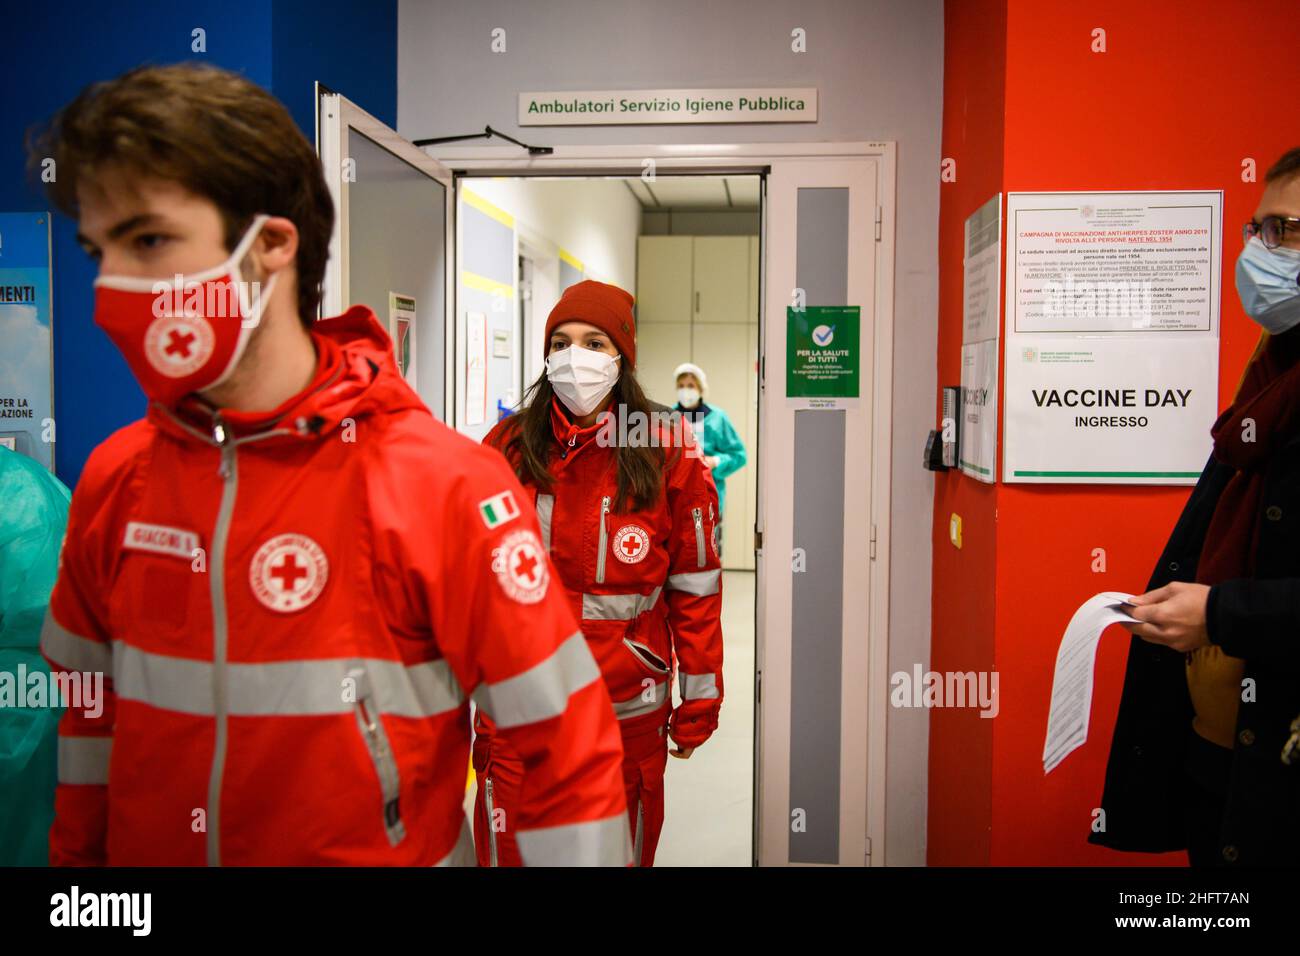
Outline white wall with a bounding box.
[398,0,942,866]
[464,178,641,292]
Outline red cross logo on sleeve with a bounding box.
[495,530,549,604]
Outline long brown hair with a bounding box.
[495,367,680,513]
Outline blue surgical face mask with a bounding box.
[1235,236,1300,333]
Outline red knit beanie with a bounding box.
[543,279,637,367]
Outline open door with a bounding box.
[757,156,885,866]
[316,85,455,421]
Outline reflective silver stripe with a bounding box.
[433,816,477,867]
[665,569,721,596]
[612,681,667,720]
[111,641,465,718]
[40,614,111,674]
[536,493,555,551]
[582,586,662,621]
[471,631,599,729]
[57,736,112,785]
[516,811,633,866]
[679,672,720,701]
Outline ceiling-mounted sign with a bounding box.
[519,88,817,126]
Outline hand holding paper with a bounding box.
[1042,592,1139,774]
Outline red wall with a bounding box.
[928,0,1005,867]
[930,0,1298,865]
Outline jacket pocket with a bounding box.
[483,776,500,867]
[347,666,407,847]
[623,637,670,676]
[692,506,706,568]
[596,494,611,584]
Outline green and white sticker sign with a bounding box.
[787,305,860,402]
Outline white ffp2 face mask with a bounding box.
[677,386,701,408]
[546,346,620,417]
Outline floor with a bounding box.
[656,569,755,867]
[463,568,757,866]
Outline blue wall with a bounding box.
[0,0,395,488]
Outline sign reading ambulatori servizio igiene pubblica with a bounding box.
[519,88,817,125]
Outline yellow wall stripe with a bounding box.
[461,188,515,229]
[559,248,584,272]
[462,270,514,298]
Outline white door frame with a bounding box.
[316,86,457,419]
[420,141,895,866]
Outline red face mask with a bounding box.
[92,214,278,405]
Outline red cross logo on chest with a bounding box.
[613,524,650,564]
[270,552,308,592]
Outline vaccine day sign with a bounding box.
[1003,191,1222,484]
[0,212,55,471]
[787,305,860,407]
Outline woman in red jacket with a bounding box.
[475,279,726,867]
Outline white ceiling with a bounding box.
[622,175,760,210]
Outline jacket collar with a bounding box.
[149,305,419,447]
[548,395,608,457]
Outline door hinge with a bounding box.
[755,528,763,550]
[869,523,877,560]
[874,205,882,241]
[755,669,762,704]
[865,836,872,864]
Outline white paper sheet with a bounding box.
[1042,591,1140,774]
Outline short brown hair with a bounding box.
[1266,148,1300,184]
[29,63,333,325]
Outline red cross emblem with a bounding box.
[494,530,549,604]
[165,329,197,358]
[613,524,650,564]
[270,553,309,592]
[144,315,214,377]
[250,534,329,612]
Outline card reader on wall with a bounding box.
[923,386,960,471]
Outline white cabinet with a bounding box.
[636,234,758,571]
[636,236,693,325]
[693,237,751,324]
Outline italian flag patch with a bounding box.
[478,490,520,529]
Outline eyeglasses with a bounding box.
[1243,215,1300,249]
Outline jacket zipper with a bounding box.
[349,668,406,846]
[206,414,237,866]
[484,777,499,866]
[692,506,705,568]
[560,433,577,459]
[596,495,611,583]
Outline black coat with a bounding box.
[1088,439,1300,865]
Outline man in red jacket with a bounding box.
[30,63,630,866]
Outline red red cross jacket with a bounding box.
[40,306,630,866]
[483,397,725,747]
